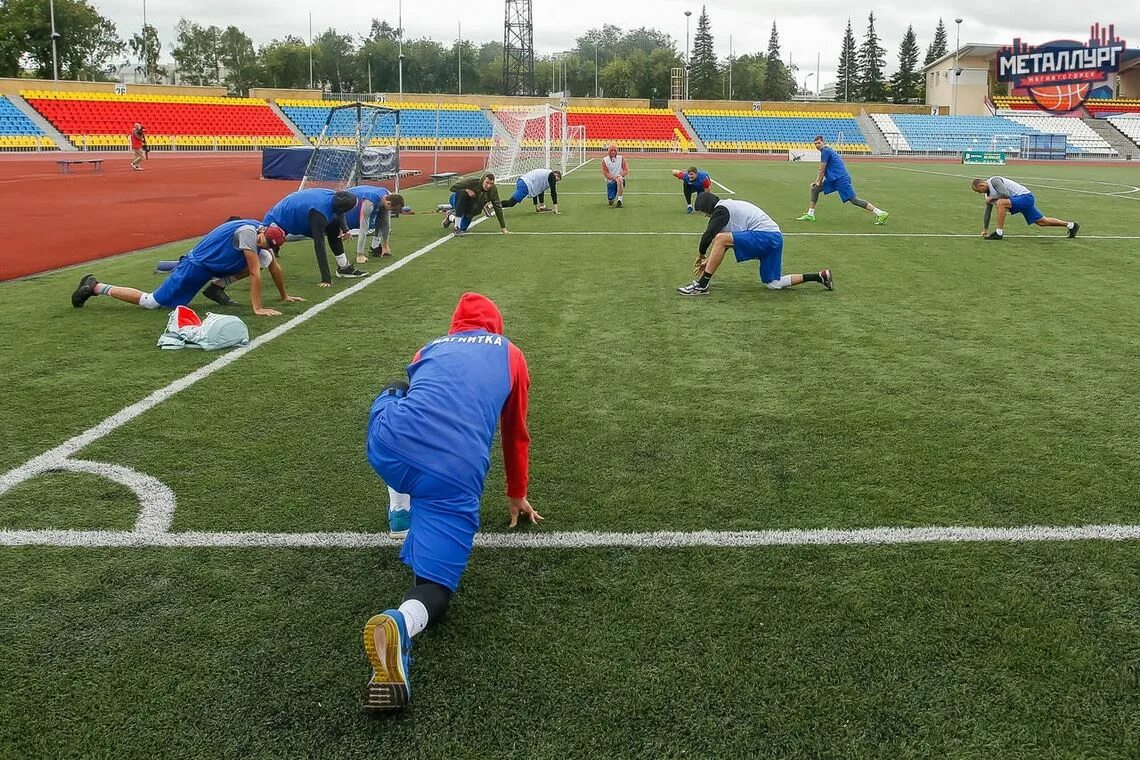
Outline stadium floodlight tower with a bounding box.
[503,0,535,95]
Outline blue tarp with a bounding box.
[260,147,313,180]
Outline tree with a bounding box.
[687,6,718,99]
[218,26,258,95]
[258,36,311,89]
[172,19,222,85]
[834,19,859,102]
[599,57,633,98]
[129,23,162,83]
[760,21,794,101]
[857,12,887,102]
[313,28,357,92]
[0,0,123,79]
[925,18,948,65]
[891,25,920,103]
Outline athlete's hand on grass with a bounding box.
[501,228,512,235]
[318,281,332,288]
[981,230,988,238]
[283,295,306,303]
[693,255,707,277]
[508,497,543,528]
[254,307,282,317]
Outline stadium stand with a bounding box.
[0,96,56,151]
[277,100,492,149]
[993,94,1140,117]
[1106,116,1140,147]
[874,113,1115,156]
[564,107,689,150]
[22,90,298,149]
[682,109,870,153]
[1000,114,1115,156]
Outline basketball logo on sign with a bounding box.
[996,23,1126,114]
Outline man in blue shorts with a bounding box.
[678,192,834,296]
[796,135,888,225]
[264,188,366,286]
[361,292,540,710]
[500,167,561,213]
[71,220,303,316]
[672,166,712,213]
[971,177,1079,240]
[344,185,405,263]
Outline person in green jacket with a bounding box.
[443,173,511,235]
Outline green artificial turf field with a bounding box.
[2,158,1138,758]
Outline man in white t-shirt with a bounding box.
[678,192,833,296]
[501,167,562,213]
[601,144,629,208]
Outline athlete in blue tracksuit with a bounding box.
[796,135,889,224]
[360,292,540,711]
[264,188,365,285]
[344,185,405,261]
[70,220,304,316]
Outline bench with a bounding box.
[430,171,459,186]
[57,159,104,175]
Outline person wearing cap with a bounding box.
[344,186,405,264]
[264,188,367,286]
[70,220,303,317]
[129,123,147,171]
[677,191,834,296]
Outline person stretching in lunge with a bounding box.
[796,135,888,225]
[678,192,834,296]
[361,292,540,710]
[971,176,1079,240]
[501,167,562,214]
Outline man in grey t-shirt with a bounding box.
[971,177,1079,240]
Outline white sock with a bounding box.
[387,487,410,511]
[778,274,793,288]
[617,195,623,201]
[995,228,1004,236]
[872,206,884,215]
[1066,222,1074,230]
[397,599,429,638]
[334,253,349,268]
[806,208,815,216]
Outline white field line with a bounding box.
[469,231,1140,239]
[1,523,1138,549]
[0,218,481,523]
[709,177,737,195]
[884,165,1140,200]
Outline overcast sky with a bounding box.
[98,0,1129,90]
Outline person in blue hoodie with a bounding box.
[361,292,541,711]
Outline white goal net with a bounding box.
[300,102,402,191]
[486,104,586,179]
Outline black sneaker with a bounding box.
[608,199,614,207]
[441,213,454,229]
[677,280,710,296]
[985,232,1004,241]
[71,273,97,308]
[336,265,368,278]
[616,200,623,208]
[1067,222,1080,239]
[202,283,238,306]
[820,269,834,291]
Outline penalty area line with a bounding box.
[1,523,1139,549]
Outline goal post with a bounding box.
[299,102,402,191]
[486,104,585,179]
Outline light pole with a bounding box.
[398,0,404,95]
[804,73,814,98]
[142,0,148,83]
[457,22,462,94]
[49,0,59,81]
[308,12,313,89]
[953,18,963,115]
[595,43,599,97]
[684,10,692,101]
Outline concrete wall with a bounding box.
[0,77,227,97]
[924,53,993,116]
[673,99,934,115]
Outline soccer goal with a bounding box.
[299,102,402,191]
[485,104,586,179]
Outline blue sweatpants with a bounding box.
[367,390,482,592]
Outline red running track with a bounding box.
[0,151,487,281]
